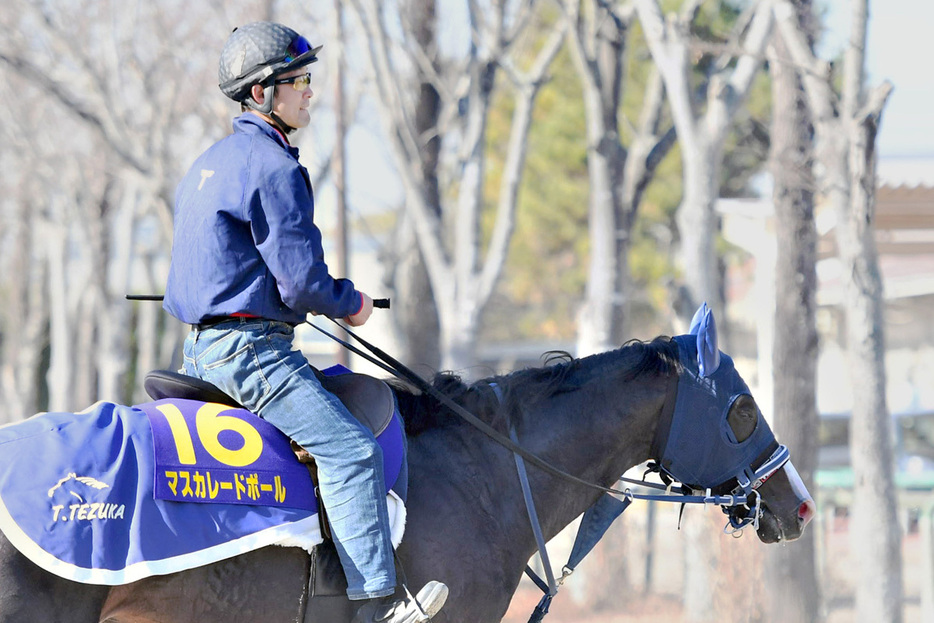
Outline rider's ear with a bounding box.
[250,83,266,105]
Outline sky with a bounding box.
[821,0,934,157]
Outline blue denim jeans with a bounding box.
[182,318,396,599]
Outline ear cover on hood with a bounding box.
[688,302,720,377]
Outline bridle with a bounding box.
[719,442,790,533]
[125,295,779,527]
[313,319,779,514]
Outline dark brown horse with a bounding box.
[0,332,814,622]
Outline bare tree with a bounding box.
[384,0,443,371]
[0,62,114,414]
[635,0,774,318]
[563,0,675,357]
[0,1,240,411]
[350,0,566,373]
[763,0,820,619]
[774,0,900,620]
[0,68,56,422]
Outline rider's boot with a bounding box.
[351,581,448,623]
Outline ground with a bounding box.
[498,502,927,622]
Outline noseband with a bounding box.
[721,443,790,533]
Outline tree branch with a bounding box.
[480,12,568,302]
[624,66,676,216]
[348,0,454,295]
[634,0,697,146]
[772,0,836,124]
[0,51,149,174]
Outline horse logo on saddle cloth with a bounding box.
[0,366,407,586]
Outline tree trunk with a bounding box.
[682,510,719,622]
[841,97,902,623]
[437,299,480,373]
[568,0,626,358]
[678,142,724,316]
[774,0,900,618]
[97,182,135,404]
[0,200,45,422]
[391,218,441,371]
[763,3,821,618]
[635,0,773,331]
[74,292,98,408]
[577,137,621,356]
[838,7,902,613]
[635,3,775,619]
[332,0,351,369]
[390,0,441,371]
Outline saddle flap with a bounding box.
[319,373,396,437]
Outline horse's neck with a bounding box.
[400,360,670,622]
[484,367,668,544]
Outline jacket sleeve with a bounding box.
[247,157,361,319]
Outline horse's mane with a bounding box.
[391,336,680,436]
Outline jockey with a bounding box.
[163,22,447,623]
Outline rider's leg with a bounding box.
[183,319,395,599]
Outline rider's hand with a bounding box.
[344,292,373,327]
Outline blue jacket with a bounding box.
[164,114,361,325]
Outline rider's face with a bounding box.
[271,68,313,129]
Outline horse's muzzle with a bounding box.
[755,460,815,543]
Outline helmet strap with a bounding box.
[244,82,296,135]
[268,112,296,135]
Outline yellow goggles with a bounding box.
[274,73,312,91]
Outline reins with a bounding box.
[310,318,752,507]
[124,294,757,508]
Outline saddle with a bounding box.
[144,368,398,536]
[144,368,397,439]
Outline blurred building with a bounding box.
[718,155,934,479]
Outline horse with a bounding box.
[0,313,814,623]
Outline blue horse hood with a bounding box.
[653,334,777,491]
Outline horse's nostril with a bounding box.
[798,499,816,526]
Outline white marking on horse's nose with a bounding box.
[798,498,816,526]
[782,460,812,503]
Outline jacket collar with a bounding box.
[233,113,299,158]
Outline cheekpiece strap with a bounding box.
[733,444,789,495]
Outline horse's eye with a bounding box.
[733,395,757,420]
[728,394,759,442]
